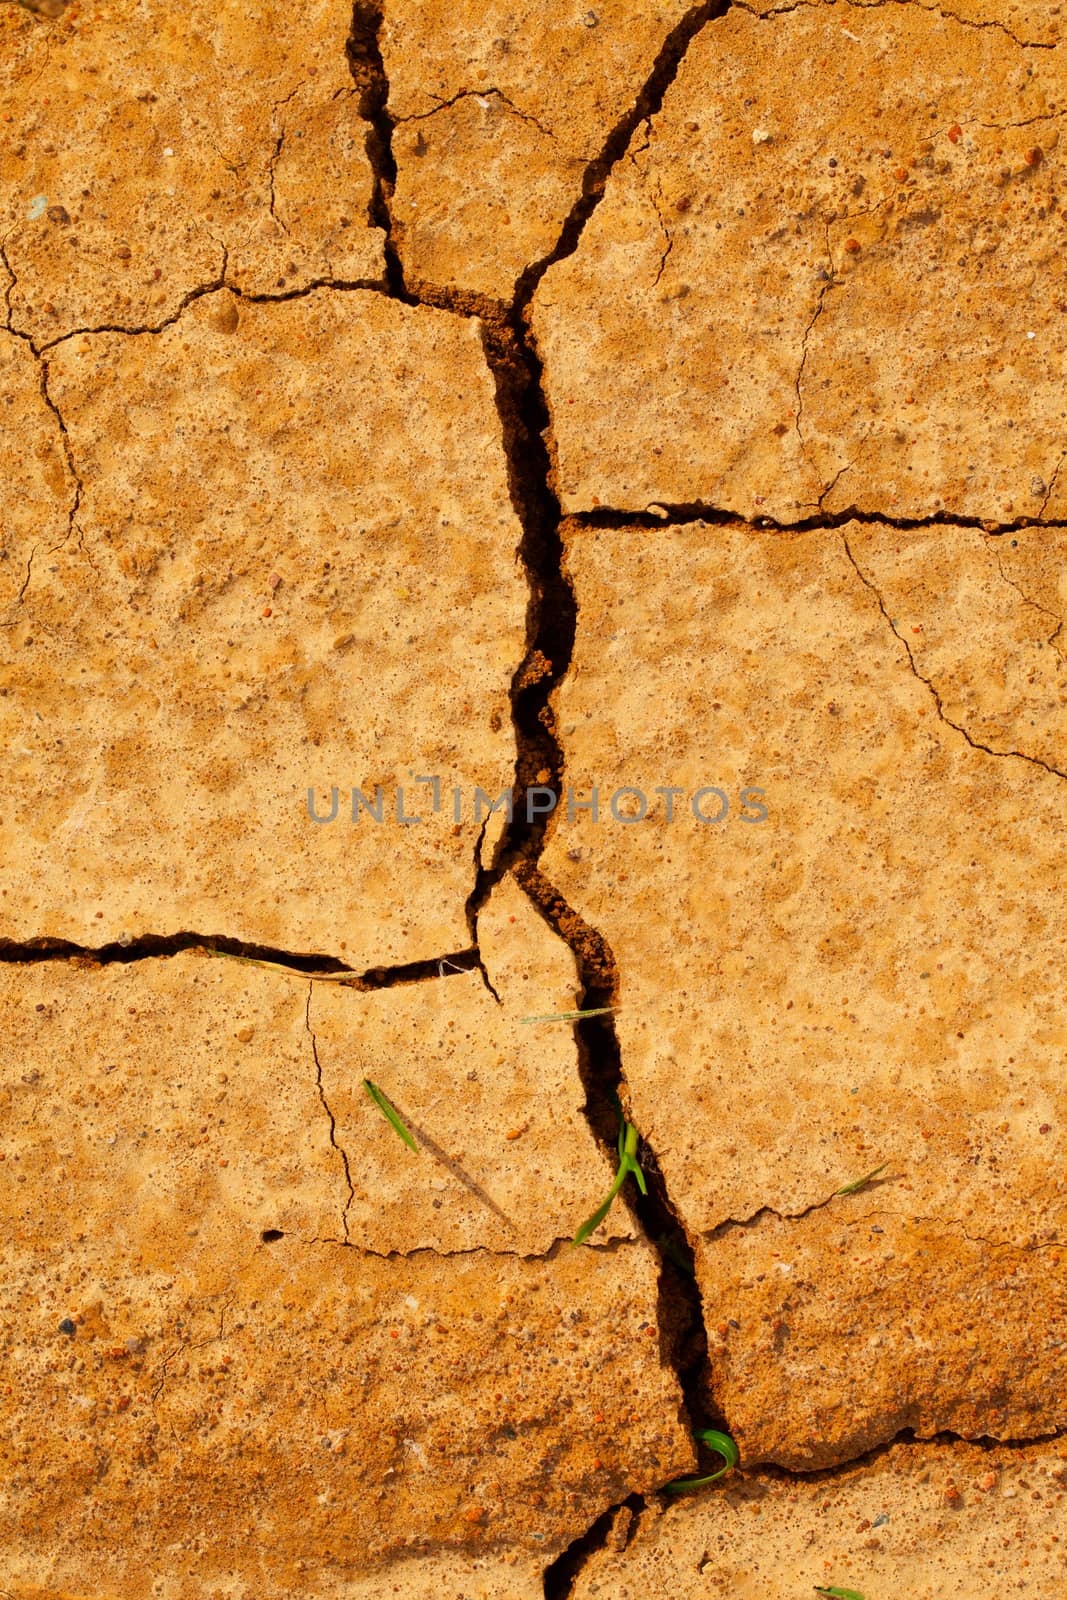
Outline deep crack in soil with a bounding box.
[8,1,1053,1587]
[0,930,480,989]
[342,0,742,1587]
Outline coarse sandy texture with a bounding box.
[531,1,1067,521]
[314,875,637,1253]
[847,523,1067,776]
[570,1439,1067,1599]
[0,1240,690,1593]
[0,288,524,965]
[541,520,1067,1464]
[382,0,693,300]
[3,0,1067,1592]
[0,0,383,346]
[0,952,341,1277]
[0,948,692,1590]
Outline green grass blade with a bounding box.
[206,948,356,983]
[519,1007,616,1024]
[362,1079,418,1152]
[838,1171,889,1196]
[663,1428,739,1494]
[573,1162,628,1246]
[814,1588,865,1599]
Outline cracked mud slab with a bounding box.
[0,330,70,609]
[532,1,1067,520]
[0,1241,688,1594]
[542,520,1067,1466]
[571,1438,1067,1599]
[0,288,523,964]
[383,0,693,301]
[0,0,383,343]
[0,936,692,1588]
[311,877,637,1251]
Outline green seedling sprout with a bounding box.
[519,1007,616,1024]
[573,1115,647,1246]
[814,1588,866,1599]
[835,1161,888,1197]
[664,1428,740,1494]
[363,1079,418,1152]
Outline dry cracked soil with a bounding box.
[1,1,1066,1597]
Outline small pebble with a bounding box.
[58,1317,76,1337]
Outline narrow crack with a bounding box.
[842,531,1067,780]
[395,86,558,144]
[306,984,355,1242]
[346,0,407,298]
[706,1196,1063,1254]
[257,1234,630,1263]
[9,0,1058,1577]
[0,929,481,990]
[0,238,16,331]
[512,0,731,311]
[1036,450,1065,522]
[9,245,230,357]
[267,130,289,235]
[735,0,1056,51]
[987,533,1067,663]
[702,1175,895,1241]
[794,222,835,446]
[35,349,82,552]
[356,3,758,1585]
[573,502,1067,535]
[714,1422,1067,1494]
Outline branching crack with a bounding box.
[734,0,1055,51]
[306,984,355,1242]
[512,0,731,313]
[0,929,481,990]
[396,87,557,144]
[150,1293,235,1405]
[987,533,1067,663]
[843,532,1067,781]
[8,1,1060,1584]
